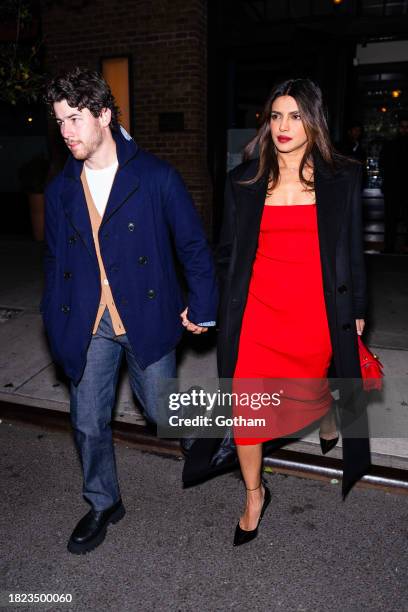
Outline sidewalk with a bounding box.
[0,238,407,470]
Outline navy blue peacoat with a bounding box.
[41,128,218,384]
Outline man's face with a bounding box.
[349,126,362,142]
[53,99,105,160]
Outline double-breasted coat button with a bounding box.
[128,222,135,231]
[138,256,148,265]
[342,323,351,331]
[338,285,347,294]
[61,304,70,314]
[68,235,77,245]
[63,271,72,279]
[147,289,155,299]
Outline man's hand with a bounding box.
[180,308,208,335]
[356,319,365,336]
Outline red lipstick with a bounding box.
[277,136,292,143]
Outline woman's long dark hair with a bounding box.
[242,78,344,192]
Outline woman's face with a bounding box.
[270,95,308,154]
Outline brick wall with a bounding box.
[42,0,212,229]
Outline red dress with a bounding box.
[233,204,333,444]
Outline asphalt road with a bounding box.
[1,420,408,612]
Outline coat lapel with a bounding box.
[101,166,139,227]
[61,168,140,258]
[61,173,98,264]
[314,152,348,287]
[101,128,140,226]
[234,163,267,258]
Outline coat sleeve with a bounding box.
[40,180,60,314]
[215,173,236,290]
[162,166,218,325]
[349,164,367,319]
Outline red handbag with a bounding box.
[358,336,384,391]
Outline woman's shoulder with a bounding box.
[333,155,362,178]
[228,158,261,184]
[315,150,362,181]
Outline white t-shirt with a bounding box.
[84,161,118,217]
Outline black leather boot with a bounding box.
[67,499,125,554]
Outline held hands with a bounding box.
[180,307,208,335]
[181,312,364,336]
[356,319,365,336]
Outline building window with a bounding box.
[101,56,131,133]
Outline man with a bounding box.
[42,67,218,554]
[380,114,408,253]
[336,121,367,188]
[338,121,367,166]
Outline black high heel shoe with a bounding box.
[233,483,271,547]
[319,434,339,455]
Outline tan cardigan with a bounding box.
[81,169,126,335]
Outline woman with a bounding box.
[215,78,370,546]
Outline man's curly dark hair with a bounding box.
[45,67,120,131]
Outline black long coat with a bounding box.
[184,151,371,498]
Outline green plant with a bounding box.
[0,0,32,24]
[0,0,45,105]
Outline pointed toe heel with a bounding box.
[319,435,339,455]
[233,485,271,547]
[233,521,258,546]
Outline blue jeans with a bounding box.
[70,309,176,511]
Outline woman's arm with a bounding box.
[162,166,218,326]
